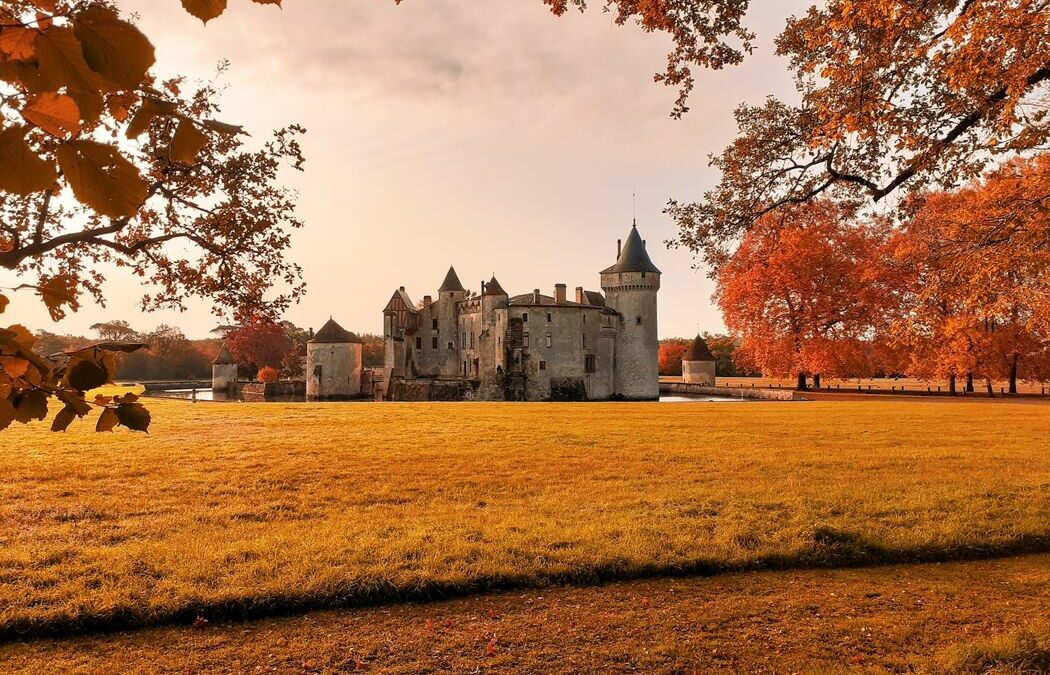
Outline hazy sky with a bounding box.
[8,0,809,339]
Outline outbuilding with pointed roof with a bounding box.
[682,334,717,386]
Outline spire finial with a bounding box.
[632,190,636,226]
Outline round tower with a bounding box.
[306,318,363,400]
[600,222,661,400]
[211,341,239,393]
[436,265,467,378]
[682,334,716,385]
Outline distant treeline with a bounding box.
[33,320,385,382]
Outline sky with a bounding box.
[7,0,810,340]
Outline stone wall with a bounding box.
[385,377,479,401]
[242,380,306,402]
[660,381,805,401]
[682,360,716,386]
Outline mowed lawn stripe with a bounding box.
[0,400,1047,640]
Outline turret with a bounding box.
[600,221,661,399]
[306,317,363,400]
[682,334,716,386]
[211,341,239,393]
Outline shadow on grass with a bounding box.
[4,530,1048,644]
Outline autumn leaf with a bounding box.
[125,96,179,139]
[115,402,151,432]
[0,27,37,61]
[181,0,229,23]
[13,390,48,423]
[200,118,245,136]
[0,398,15,431]
[95,406,118,432]
[73,7,156,90]
[35,26,111,93]
[56,139,149,217]
[33,273,80,321]
[23,92,82,138]
[0,294,8,314]
[0,355,30,378]
[51,405,77,432]
[65,357,110,392]
[0,125,58,195]
[68,89,104,125]
[170,118,208,164]
[55,389,92,417]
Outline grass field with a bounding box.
[3,555,1047,673]
[2,397,1047,640]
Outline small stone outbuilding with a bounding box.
[306,318,363,400]
[682,334,716,386]
[211,341,239,392]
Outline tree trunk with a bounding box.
[985,379,994,397]
[796,372,808,391]
[1009,356,1018,394]
[948,373,957,395]
[966,372,974,393]
[813,373,821,389]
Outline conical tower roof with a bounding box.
[602,222,661,274]
[683,334,715,361]
[309,317,362,344]
[483,276,507,296]
[212,341,237,365]
[438,266,466,293]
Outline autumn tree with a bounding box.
[671,0,1050,270]
[658,338,690,376]
[226,321,292,376]
[716,200,896,389]
[889,154,1050,394]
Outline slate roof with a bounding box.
[438,266,466,293]
[483,276,507,296]
[384,288,418,313]
[602,223,661,274]
[582,290,606,307]
[212,341,237,365]
[309,318,362,344]
[683,334,715,361]
[507,292,608,310]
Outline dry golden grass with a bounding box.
[1,555,1046,674]
[1,397,1048,639]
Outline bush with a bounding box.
[257,367,279,383]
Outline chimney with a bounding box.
[399,286,405,291]
[423,295,432,308]
[643,240,647,248]
[575,286,584,304]
[533,288,541,303]
[554,284,566,304]
[617,239,622,258]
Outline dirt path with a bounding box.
[2,555,1046,674]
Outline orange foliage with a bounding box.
[716,200,896,386]
[256,367,279,384]
[658,339,689,376]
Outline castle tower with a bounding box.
[211,341,239,393]
[437,266,467,378]
[306,317,363,400]
[600,222,661,400]
[682,334,716,386]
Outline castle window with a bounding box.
[523,332,530,349]
[470,331,475,348]
[416,337,422,350]
[636,316,642,325]
[545,333,551,348]
[448,341,454,350]
[432,336,438,349]
[539,360,546,371]
[585,354,596,373]
[641,272,646,278]
[583,314,586,324]
[546,312,552,323]
[432,318,438,330]
[522,312,528,323]
[582,334,586,348]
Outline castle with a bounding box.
[380,222,661,401]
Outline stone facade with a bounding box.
[383,223,660,401]
[306,318,363,400]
